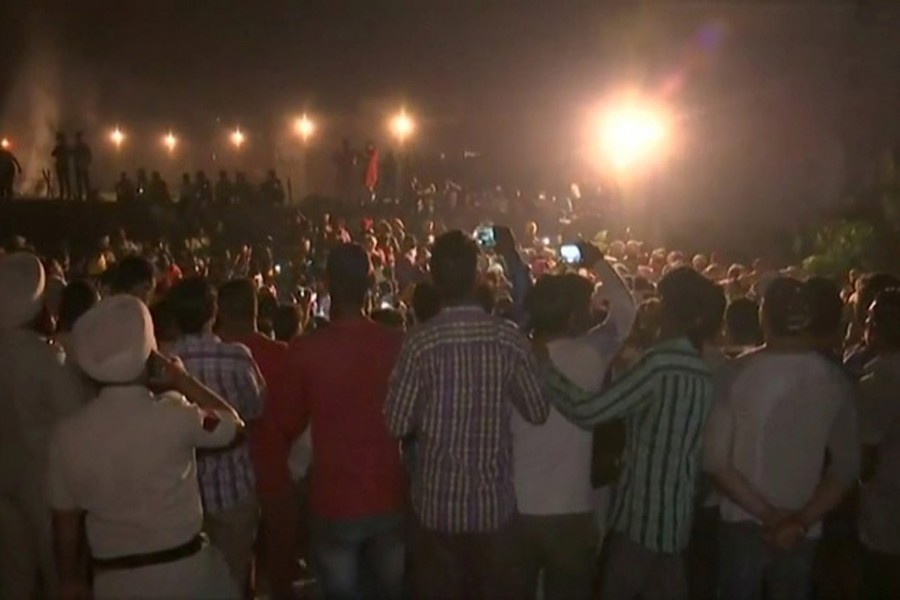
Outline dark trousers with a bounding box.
[0,172,12,199]
[515,513,598,600]
[56,168,71,199]
[75,168,90,200]
[409,517,520,600]
[860,546,900,600]
[600,533,687,600]
[686,506,719,600]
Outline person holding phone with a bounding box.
[47,295,245,599]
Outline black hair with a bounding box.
[725,298,763,346]
[804,277,844,338]
[57,280,98,333]
[272,304,301,342]
[870,289,900,349]
[326,243,371,307]
[371,308,406,330]
[217,278,257,322]
[109,256,154,295]
[857,273,900,322]
[431,231,478,303]
[656,267,713,347]
[761,277,811,338]
[525,275,570,337]
[697,281,727,342]
[167,276,217,335]
[412,281,442,324]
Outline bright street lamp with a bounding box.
[0,138,9,150]
[110,127,125,149]
[231,128,245,149]
[390,111,415,144]
[294,115,315,143]
[163,131,177,153]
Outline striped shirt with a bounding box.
[384,305,548,534]
[171,334,264,513]
[544,336,713,553]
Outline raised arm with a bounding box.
[585,258,637,347]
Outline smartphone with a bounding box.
[474,225,496,249]
[274,264,283,275]
[560,244,582,265]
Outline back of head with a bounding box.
[857,273,900,323]
[326,243,371,307]
[525,275,570,338]
[217,278,257,324]
[761,277,811,339]
[725,297,762,347]
[272,304,301,342]
[868,289,900,352]
[431,231,478,304]
[58,280,99,334]
[412,281,442,324]
[697,281,727,343]
[804,277,844,340]
[110,256,154,297]
[0,252,46,330]
[371,308,406,330]
[73,295,156,384]
[167,276,216,335]
[657,266,713,346]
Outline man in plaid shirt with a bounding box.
[385,231,549,598]
[168,277,264,591]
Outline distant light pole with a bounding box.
[110,127,125,150]
[163,131,178,154]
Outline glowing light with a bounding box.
[598,105,667,171]
[110,127,125,148]
[389,111,415,143]
[294,114,315,142]
[230,128,245,149]
[0,138,9,150]
[163,131,177,153]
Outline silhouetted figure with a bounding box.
[148,171,171,203]
[73,131,92,200]
[115,172,136,203]
[363,141,379,203]
[135,169,149,201]
[260,169,285,205]
[0,146,22,200]
[215,171,233,205]
[234,172,253,203]
[51,133,72,200]
[194,171,212,206]
[178,173,194,204]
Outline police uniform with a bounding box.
[47,295,241,599]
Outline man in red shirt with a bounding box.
[252,243,407,599]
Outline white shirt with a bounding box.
[513,260,635,515]
[704,349,860,534]
[47,386,237,558]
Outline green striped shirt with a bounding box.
[544,336,713,553]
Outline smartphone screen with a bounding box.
[560,244,582,265]
[474,225,496,249]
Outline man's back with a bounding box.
[385,305,547,533]
[718,348,854,522]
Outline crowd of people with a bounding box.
[0,174,898,600]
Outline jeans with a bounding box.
[718,520,817,600]
[310,512,405,600]
[514,513,598,599]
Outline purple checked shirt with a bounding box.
[171,333,264,514]
[384,306,548,534]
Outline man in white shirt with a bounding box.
[0,253,86,599]
[704,278,860,600]
[513,250,635,598]
[856,289,900,598]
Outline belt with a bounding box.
[92,533,205,572]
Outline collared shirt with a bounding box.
[704,348,859,536]
[47,386,236,558]
[253,317,406,519]
[385,305,548,534]
[0,328,85,504]
[170,333,264,513]
[544,336,713,553]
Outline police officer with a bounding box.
[48,295,245,599]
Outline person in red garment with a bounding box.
[252,243,407,599]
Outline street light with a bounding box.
[0,138,9,150]
[110,127,125,149]
[163,131,177,154]
[294,114,315,143]
[231,128,245,149]
[389,111,415,144]
[598,105,666,171]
